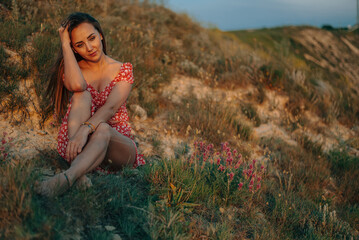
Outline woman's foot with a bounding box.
[35,172,72,198]
[75,175,92,190]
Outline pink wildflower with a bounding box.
[1,138,6,145]
[218,165,225,171]
[215,152,220,156]
[227,151,232,157]
[216,158,221,165]
[238,182,243,190]
[233,149,237,155]
[226,157,233,165]
[248,185,253,191]
[250,179,254,185]
[257,176,262,182]
[252,159,256,165]
[237,154,242,160]
[228,172,234,181]
[261,165,265,170]
[3,153,8,158]
[249,164,253,170]
[256,183,261,190]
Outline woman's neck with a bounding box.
[81,53,108,72]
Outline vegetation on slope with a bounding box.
[0,0,358,239]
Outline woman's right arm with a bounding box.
[59,25,87,92]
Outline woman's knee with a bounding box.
[92,122,111,140]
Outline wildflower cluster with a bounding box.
[190,141,266,194]
[1,132,14,163]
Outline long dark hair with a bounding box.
[46,12,107,119]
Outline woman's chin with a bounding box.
[85,52,103,62]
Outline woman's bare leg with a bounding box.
[35,123,136,197]
[67,91,93,188]
[35,91,93,196]
[66,123,136,182]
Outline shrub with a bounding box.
[0,132,14,163]
[327,149,359,204]
[259,64,285,90]
[0,20,37,51]
[241,103,261,127]
[0,46,29,124]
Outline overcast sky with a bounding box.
[166,0,357,30]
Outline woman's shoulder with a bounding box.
[107,57,132,72]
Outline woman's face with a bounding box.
[71,22,103,62]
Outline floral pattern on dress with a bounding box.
[57,62,145,174]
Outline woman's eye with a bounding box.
[76,44,83,48]
[90,36,95,41]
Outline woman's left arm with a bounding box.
[66,82,132,161]
[87,82,132,126]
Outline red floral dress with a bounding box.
[57,62,145,173]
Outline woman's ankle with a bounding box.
[64,170,78,187]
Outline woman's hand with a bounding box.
[58,24,71,45]
[66,126,90,161]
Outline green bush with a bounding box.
[327,149,359,204]
[0,20,37,51]
[0,46,29,123]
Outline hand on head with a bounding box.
[58,22,71,45]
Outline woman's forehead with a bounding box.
[71,22,98,41]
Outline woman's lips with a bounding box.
[89,51,97,57]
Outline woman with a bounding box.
[35,12,145,197]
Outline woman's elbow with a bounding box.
[75,82,88,92]
[68,82,87,92]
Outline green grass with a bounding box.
[1,140,358,239]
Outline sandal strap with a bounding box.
[63,172,72,187]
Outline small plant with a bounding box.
[241,102,261,127]
[1,131,14,163]
[313,203,354,238]
[259,64,284,90]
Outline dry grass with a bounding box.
[0,160,34,237]
[167,96,252,146]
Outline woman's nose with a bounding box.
[86,42,93,51]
